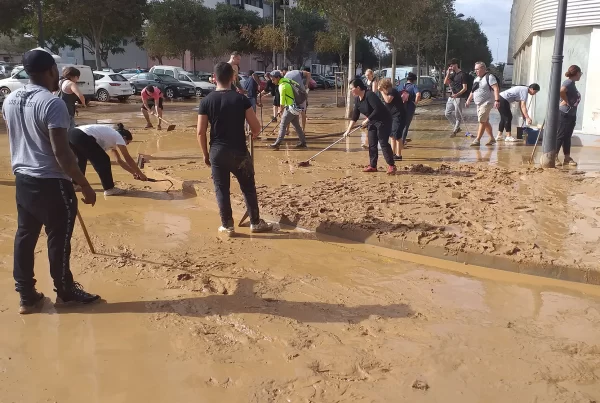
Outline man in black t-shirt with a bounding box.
[197,62,273,236]
[443,58,468,137]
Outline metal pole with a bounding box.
[541,0,568,168]
[443,18,449,97]
[36,0,44,48]
[272,3,276,69]
[283,7,286,69]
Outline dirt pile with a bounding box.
[252,164,600,274]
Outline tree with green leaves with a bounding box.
[298,0,375,116]
[315,30,347,68]
[213,3,263,54]
[143,0,214,69]
[284,9,327,68]
[205,30,239,65]
[240,25,290,71]
[52,0,147,69]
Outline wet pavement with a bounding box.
[1,93,600,402]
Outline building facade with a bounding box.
[508,0,600,142]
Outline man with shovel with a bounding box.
[197,62,273,237]
[141,85,164,130]
[2,49,100,314]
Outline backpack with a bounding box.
[283,78,307,106]
[484,73,501,88]
[398,82,415,104]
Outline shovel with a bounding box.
[151,114,176,131]
[297,125,364,167]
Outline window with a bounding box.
[153,68,164,75]
[93,74,104,80]
[15,70,29,79]
[136,73,150,80]
[179,75,191,82]
[109,74,128,82]
[163,70,174,77]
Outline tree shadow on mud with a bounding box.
[55,278,414,323]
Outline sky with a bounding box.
[455,0,512,64]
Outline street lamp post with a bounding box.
[541,0,569,168]
[36,0,44,47]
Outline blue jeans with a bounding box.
[209,145,260,226]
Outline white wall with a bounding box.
[581,27,600,136]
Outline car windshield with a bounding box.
[186,74,204,82]
[157,74,180,83]
[109,74,128,82]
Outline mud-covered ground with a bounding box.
[1,92,600,402]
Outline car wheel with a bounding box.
[96,89,110,102]
[421,90,432,100]
[195,88,204,97]
[0,87,11,96]
[165,87,175,99]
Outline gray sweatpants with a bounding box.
[275,108,306,145]
[445,97,464,132]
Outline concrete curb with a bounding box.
[143,164,597,286]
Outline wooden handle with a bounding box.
[76,210,95,254]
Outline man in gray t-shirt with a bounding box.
[465,62,500,146]
[284,68,311,130]
[2,49,99,314]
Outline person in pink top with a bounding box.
[141,85,164,130]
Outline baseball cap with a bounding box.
[270,70,282,78]
[22,49,56,74]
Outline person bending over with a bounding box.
[197,62,273,237]
[141,85,164,130]
[69,123,148,196]
[343,78,396,174]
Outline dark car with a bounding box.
[396,76,439,99]
[129,73,196,99]
[312,74,334,89]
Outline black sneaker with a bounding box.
[19,291,45,315]
[393,154,403,161]
[268,143,280,149]
[294,143,307,148]
[55,282,100,305]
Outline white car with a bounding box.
[176,72,216,97]
[0,69,31,96]
[93,71,134,102]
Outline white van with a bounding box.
[149,65,216,97]
[0,63,95,102]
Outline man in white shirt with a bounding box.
[465,62,500,147]
[497,83,540,142]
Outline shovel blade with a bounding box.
[167,124,176,132]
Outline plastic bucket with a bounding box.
[523,127,539,145]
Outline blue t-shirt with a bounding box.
[2,84,71,180]
[401,82,419,112]
[243,75,259,99]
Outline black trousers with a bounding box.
[69,128,115,190]
[368,122,395,168]
[556,112,577,156]
[210,145,260,227]
[498,97,512,133]
[14,173,76,296]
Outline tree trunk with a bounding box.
[182,53,185,70]
[391,47,397,85]
[93,35,101,70]
[416,38,421,83]
[158,56,163,65]
[345,26,357,118]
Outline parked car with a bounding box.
[312,74,334,89]
[0,91,5,109]
[129,72,195,99]
[325,75,343,87]
[0,64,95,102]
[396,75,439,99]
[120,68,148,79]
[176,72,216,97]
[0,63,16,79]
[93,71,134,102]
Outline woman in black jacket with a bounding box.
[343,78,396,174]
